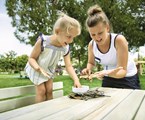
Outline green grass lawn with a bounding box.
[0,74,145,95]
[54,75,102,95]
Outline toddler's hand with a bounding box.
[38,68,50,78]
[74,81,81,88]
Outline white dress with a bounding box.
[25,34,69,85]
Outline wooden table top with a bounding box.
[0,87,145,120]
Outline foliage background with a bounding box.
[5,0,145,69]
[0,51,28,73]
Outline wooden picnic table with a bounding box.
[0,87,145,120]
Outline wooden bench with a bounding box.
[0,82,63,113]
[136,61,145,75]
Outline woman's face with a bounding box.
[57,27,79,46]
[88,22,109,45]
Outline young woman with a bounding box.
[81,4,140,89]
[25,13,81,103]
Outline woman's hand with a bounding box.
[89,67,123,80]
[89,71,105,80]
[81,68,92,75]
[80,68,92,82]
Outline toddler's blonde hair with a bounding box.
[53,12,81,35]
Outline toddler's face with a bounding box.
[57,28,79,46]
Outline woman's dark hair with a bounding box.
[86,4,110,28]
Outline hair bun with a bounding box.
[87,5,102,16]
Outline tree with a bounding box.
[15,54,28,71]
[5,0,92,68]
[15,54,28,77]
[6,0,58,45]
[0,51,17,73]
[6,0,145,68]
[0,54,7,72]
[0,51,28,74]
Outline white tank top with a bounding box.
[92,33,137,77]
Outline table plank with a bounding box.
[102,90,145,120]
[42,98,106,120]
[0,96,82,120]
[82,88,133,120]
[41,88,132,120]
[134,94,145,120]
[1,88,144,120]
[2,87,115,120]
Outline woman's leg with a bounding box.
[35,83,47,103]
[45,79,53,100]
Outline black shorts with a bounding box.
[102,73,140,89]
